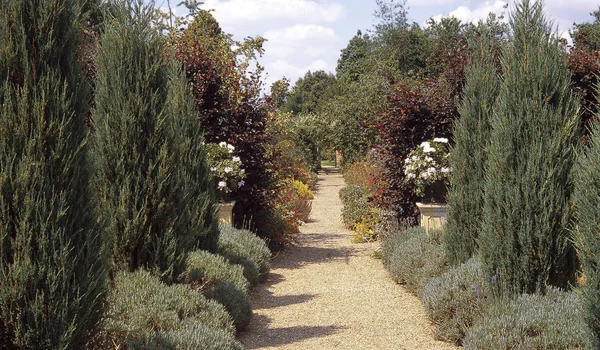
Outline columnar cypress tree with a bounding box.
[479,0,580,297]
[573,120,600,344]
[165,60,220,253]
[93,0,218,283]
[445,31,501,266]
[0,0,107,347]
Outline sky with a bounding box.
[159,0,599,90]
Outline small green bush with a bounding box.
[339,184,369,229]
[463,287,596,349]
[164,321,244,350]
[183,250,249,292]
[104,270,236,348]
[218,224,271,286]
[423,257,490,345]
[381,226,448,297]
[182,250,252,330]
[205,283,252,331]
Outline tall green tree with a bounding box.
[93,0,217,283]
[573,118,600,346]
[0,0,107,347]
[445,30,501,266]
[284,70,338,115]
[479,0,580,297]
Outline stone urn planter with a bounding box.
[416,202,448,233]
[217,201,235,225]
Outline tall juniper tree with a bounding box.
[574,118,600,346]
[479,0,580,297]
[445,30,501,266]
[93,0,218,284]
[0,0,107,347]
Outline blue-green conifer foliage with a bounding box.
[0,0,108,347]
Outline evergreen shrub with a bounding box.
[182,250,251,330]
[573,119,600,342]
[163,321,244,350]
[463,288,595,349]
[103,270,237,348]
[339,185,370,229]
[480,0,580,297]
[0,0,107,347]
[204,283,252,331]
[218,224,271,286]
[423,257,490,345]
[445,30,500,266]
[93,0,218,283]
[183,250,249,292]
[381,227,448,296]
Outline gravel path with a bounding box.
[238,168,459,350]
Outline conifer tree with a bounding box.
[445,30,501,266]
[479,0,580,297]
[573,120,600,344]
[93,0,218,283]
[0,0,107,347]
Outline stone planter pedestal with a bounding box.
[218,201,235,225]
[416,202,448,233]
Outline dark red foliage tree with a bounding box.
[173,11,280,248]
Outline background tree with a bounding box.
[445,30,501,266]
[173,10,277,247]
[480,0,580,297]
[0,0,107,347]
[569,8,600,142]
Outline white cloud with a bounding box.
[202,0,345,27]
[264,24,339,42]
[263,58,332,88]
[263,24,339,59]
[428,0,508,25]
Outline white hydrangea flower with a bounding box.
[218,181,227,188]
[219,141,227,148]
[433,137,449,143]
[232,156,241,163]
[441,167,450,173]
[423,145,436,153]
[238,180,245,188]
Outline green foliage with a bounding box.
[339,185,370,229]
[480,0,580,297]
[93,0,218,283]
[423,258,490,345]
[182,250,251,330]
[204,283,252,331]
[217,224,271,286]
[336,30,372,82]
[445,30,501,266]
[183,250,249,292]
[381,227,448,297]
[0,0,107,347]
[284,70,338,115]
[103,270,239,348]
[463,288,596,349]
[573,119,600,342]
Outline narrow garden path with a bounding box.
[238,168,459,350]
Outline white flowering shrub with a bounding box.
[403,138,451,196]
[205,143,246,201]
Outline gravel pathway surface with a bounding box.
[238,168,459,350]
